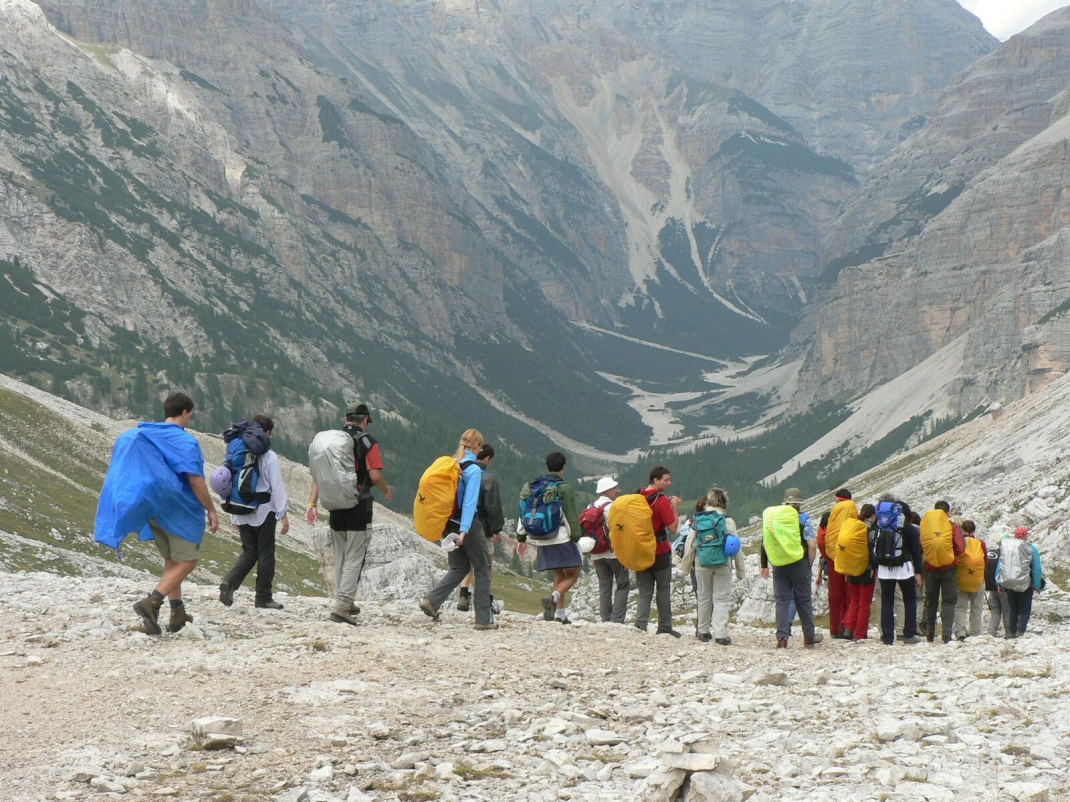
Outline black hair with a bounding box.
[819,511,830,529]
[962,520,976,535]
[935,500,950,513]
[164,392,194,418]
[834,488,852,500]
[253,414,274,434]
[899,501,913,521]
[860,503,876,519]
[649,465,670,484]
[546,451,566,472]
[477,443,495,461]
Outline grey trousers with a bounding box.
[332,528,371,609]
[696,565,733,638]
[635,564,673,632]
[593,558,630,623]
[773,558,815,641]
[987,590,1010,636]
[922,568,958,641]
[426,520,491,625]
[954,587,985,638]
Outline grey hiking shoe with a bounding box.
[350,603,360,616]
[474,621,499,631]
[456,593,471,612]
[804,632,824,647]
[330,607,358,626]
[541,596,556,621]
[419,598,440,621]
[218,582,234,607]
[167,604,193,633]
[133,593,164,636]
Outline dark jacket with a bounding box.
[902,523,923,574]
[477,463,505,537]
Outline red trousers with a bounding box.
[827,564,848,635]
[845,581,876,639]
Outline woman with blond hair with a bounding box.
[679,487,744,644]
[420,429,498,630]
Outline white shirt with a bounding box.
[877,561,914,581]
[231,450,288,527]
[589,495,616,561]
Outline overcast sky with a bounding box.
[957,0,1067,39]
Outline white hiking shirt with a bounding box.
[230,450,289,528]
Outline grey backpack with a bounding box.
[308,430,359,511]
[997,537,1032,592]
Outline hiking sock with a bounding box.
[552,590,561,605]
[151,589,165,601]
[170,599,184,609]
[459,587,471,598]
[555,608,568,621]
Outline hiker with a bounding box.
[953,520,987,640]
[456,444,505,613]
[95,392,219,635]
[761,488,822,648]
[817,490,857,639]
[306,402,391,626]
[516,452,583,624]
[875,499,922,645]
[997,526,1044,639]
[633,466,682,637]
[219,415,289,610]
[585,477,630,624]
[985,537,1010,637]
[919,500,964,643]
[679,487,744,645]
[420,430,498,629]
[837,503,878,640]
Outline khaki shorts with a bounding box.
[149,519,201,563]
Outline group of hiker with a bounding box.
[94,394,1046,645]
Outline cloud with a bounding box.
[957,0,1068,40]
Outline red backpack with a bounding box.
[579,502,612,554]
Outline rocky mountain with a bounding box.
[792,6,1070,422]
[0,0,997,464]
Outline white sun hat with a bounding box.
[595,476,619,495]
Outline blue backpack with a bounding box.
[220,419,272,515]
[694,510,729,568]
[874,501,906,567]
[519,475,565,540]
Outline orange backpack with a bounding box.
[920,510,955,568]
[957,538,986,592]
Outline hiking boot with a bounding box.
[697,633,712,643]
[456,593,471,612]
[557,616,572,625]
[634,624,648,633]
[903,636,920,644]
[474,621,499,631]
[256,600,284,610]
[491,596,504,615]
[133,593,164,636]
[777,638,788,649]
[167,604,193,634]
[657,629,682,638]
[419,598,440,621]
[219,582,234,607]
[714,637,731,646]
[350,604,360,616]
[330,607,358,626]
[926,635,935,643]
[804,633,823,648]
[842,628,854,640]
[956,635,967,642]
[541,596,556,621]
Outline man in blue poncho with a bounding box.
[95,392,219,634]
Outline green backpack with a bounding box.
[694,510,729,568]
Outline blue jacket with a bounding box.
[1029,543,1044,590]
[450,450,483,535]
[95,422,206,552]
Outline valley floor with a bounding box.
[1,571,1066,802]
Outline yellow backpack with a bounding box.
[607,494,656,572]
[412,456,467,542]
[825,499,858,557]
[920,510,955,568]
[957,538,986,592]
[834,518,871,577]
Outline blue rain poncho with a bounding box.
[94,422,207,552]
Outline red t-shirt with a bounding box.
[641,488,676,555]
[364,443,384,471]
